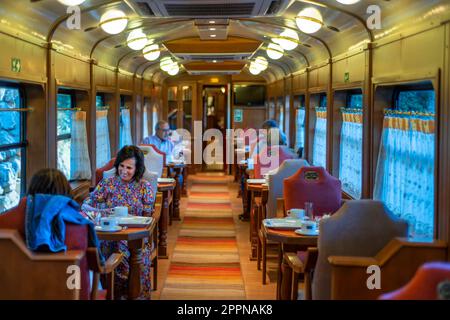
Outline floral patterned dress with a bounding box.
[83,175,154,299]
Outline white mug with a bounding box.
[112,206,128,217]
[287,208,305,220]
[100,217,118,229]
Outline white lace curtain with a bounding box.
[373,114,435,239]
[142,106,149,139]
[295,108,306,152]
[96,110,111,168]
[312,108,327,168]
[70,111,91,180]
[119,108,133,148]
[339,110,363,199]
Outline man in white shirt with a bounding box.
[142,120,174,158]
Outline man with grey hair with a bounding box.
[142,120,174,157]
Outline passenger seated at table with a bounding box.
[82,145,155,300]
[142,120,174,159]
[0,168,101,300]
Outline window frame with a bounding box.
[0,82,28,201]
[393,84,435,111]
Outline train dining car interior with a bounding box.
[1,0,450,306]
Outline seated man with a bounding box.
[142,120,174,160]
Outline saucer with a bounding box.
[295,228,319,236]
[95,225,122,232]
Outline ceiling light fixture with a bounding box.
[336,0,361,4]
[168,63,180,76]
[210,34,216,38]
[99,10,128,35]
[295,7,323,34]
[160,57,174,72]
[249,63,262,75]
[254,56,268,71]
[273,29,299,51]
[126,29,147,51]
[209,20,216,24]
[266,42,284,60]
[212,60,217,63]
[57,0,86,5]
[143,42,160,61]
[209,28,216,31]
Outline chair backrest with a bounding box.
[266,159,310,218]
[312,200,409,300]
[378,262,450,300]
[283,166,342,216]
[143,170,158,203]
[0,198,91,299]
[95,158,116,185]
[253,145,297,179]
[139,144,165,177]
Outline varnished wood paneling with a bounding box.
[54,53,90,89]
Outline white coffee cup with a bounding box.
[287,208,305,220]
[112,206,128,217]
[301,220,317,233]
[100,217,118,230]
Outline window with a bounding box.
[295,95,306,156]
[57,92,74,178]
[339,90,363,199]
[0,85,26,213]
[312,94,327,168]
[96,94,110,168]
[374,87,435,239]
[278,99,284,132]
[119,95,133,148]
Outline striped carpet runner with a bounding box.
[160,174,246,299]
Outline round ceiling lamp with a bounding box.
[167,63,180,76]
[143,43,160,61]
[57,0,86,5]
[254,56,268,71]
[127,29,147,51]
[273,29,299,51]
[100,10,128,35]
[295,7,323,34]
[335,0,360,4]
[266,42,284,60]
[160,57,174,71]
[249,63,261,75]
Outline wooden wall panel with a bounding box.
[0,34,46,83]
[309,65,329,89]
[332,53,365,85]
[118,73,134,92]
[94,66,116,90]
[293,73,307,93]
[54,53,90,88]
[373,27,444,79]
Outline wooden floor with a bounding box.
[152,173,277,300]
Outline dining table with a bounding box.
[246,181,268,260]
[156,180,176,258]
[95,215,158,300]
[167,162,185,222]
[263,223,318,300]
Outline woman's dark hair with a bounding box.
[114,145,145,182]
[27,168,73,197]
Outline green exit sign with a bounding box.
[11,58,21,73]
[344,72,350,83]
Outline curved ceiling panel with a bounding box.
[1,0,450,83]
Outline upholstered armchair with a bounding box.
[257,159,310,284]
[0,198,123,300]
[267,159,310,219]
[253,145,297,179]
[283,166,342,216]
[378,262,450,300]
[95,158,116,186]
[139,144,165,178]
[312,200,409,300]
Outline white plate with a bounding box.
[247,179,266,184]
[95,225,122,232]
[295,229,319,236]
[158,178,175,183]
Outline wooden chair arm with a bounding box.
[87,248,123,274]
[285,247,319,274]
[329,237,448,300]
[103,253,123,274]
[276,198,285,217]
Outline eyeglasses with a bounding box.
[159,128,171,132]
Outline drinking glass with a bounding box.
[304,202,314,220]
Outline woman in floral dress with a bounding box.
[82,145,154,299]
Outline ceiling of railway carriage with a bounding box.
[1,0,449,83]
